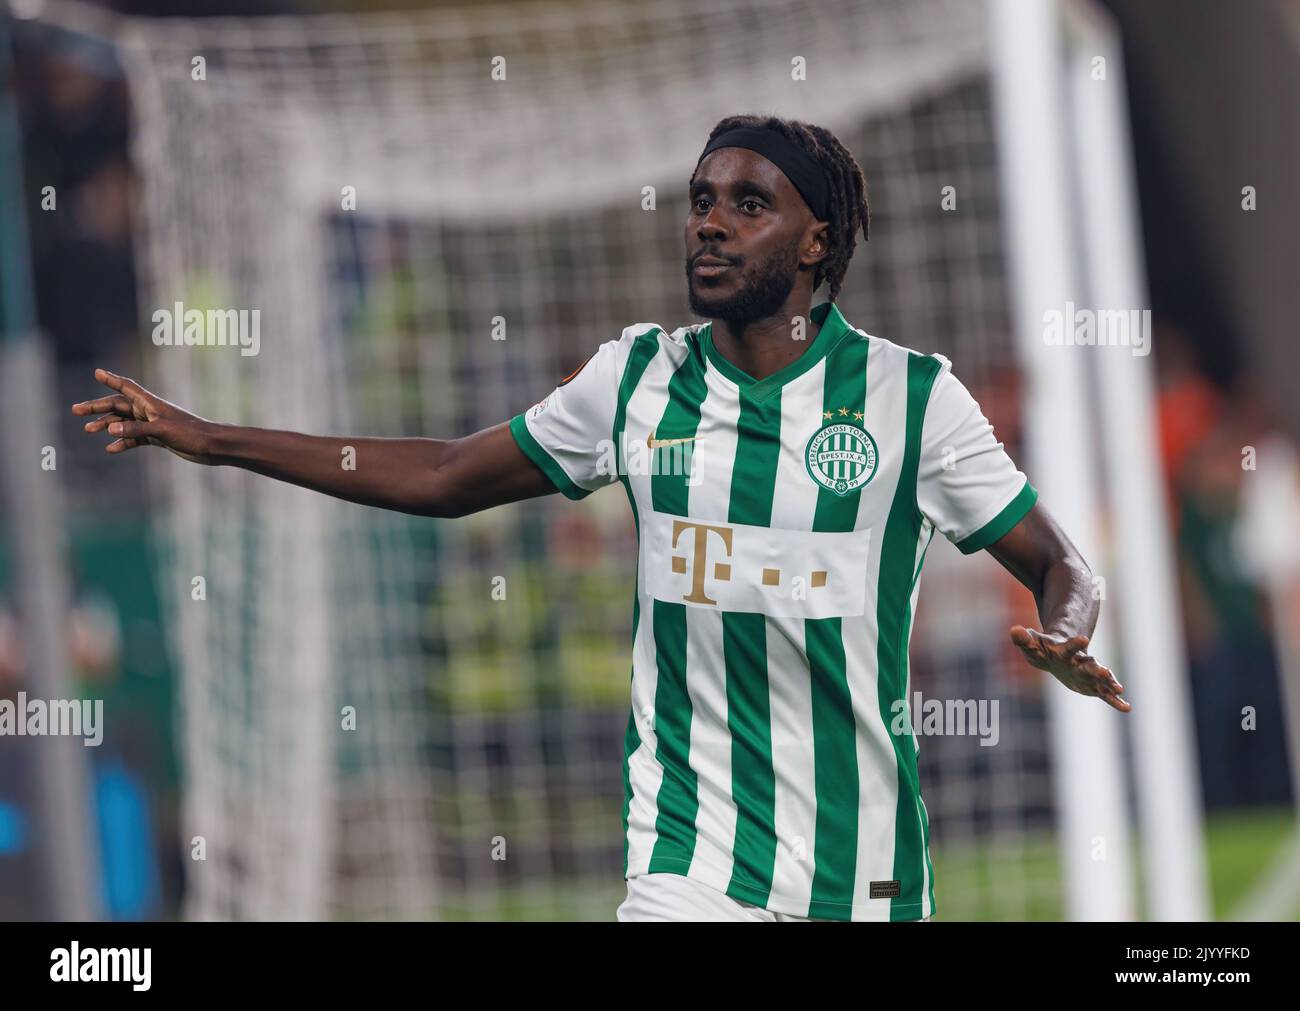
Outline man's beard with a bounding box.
[686,243,802,324]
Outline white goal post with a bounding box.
[989,0,1209,920]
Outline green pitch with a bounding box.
[426,806,1299,921]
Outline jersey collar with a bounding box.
[702,300,852,397]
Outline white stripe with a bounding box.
[846,337,908,918]
[624,333,691,875]
[907,521,937,917]
[683,606,734,879]
[764,358,830,914]
[625,602,664,876]
[680,362,742,881]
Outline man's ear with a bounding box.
[804,222,830,266]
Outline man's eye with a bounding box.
[693,198,712,212]
[740,199,763,213]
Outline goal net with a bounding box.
[36,0,1145,920]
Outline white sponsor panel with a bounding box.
[641,511,871,619]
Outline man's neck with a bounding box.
[709,297,821,383]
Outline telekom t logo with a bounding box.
[667,518,832,607]
[670,519,733,605]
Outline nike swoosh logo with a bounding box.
[646,430,702,449]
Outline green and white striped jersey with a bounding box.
[509,300,1037,921]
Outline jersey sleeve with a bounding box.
[915,357,1038,553]
[508,332,627,500]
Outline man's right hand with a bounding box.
[70,367,561,517]
[71,368,217,464]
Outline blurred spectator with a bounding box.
[1155,321,1222,518]
[1174,396,1292,810]
[19,38,137,370]
[0,575,166,919]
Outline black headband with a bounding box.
[695,126,830,221]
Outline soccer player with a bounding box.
[73,114,1127,923]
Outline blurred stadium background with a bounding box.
[1,0,1298,921]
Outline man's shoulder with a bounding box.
[598,320,705,364]
[613,320,704,347]
[836,324,952,378]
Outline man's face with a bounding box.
[685,147,814,323]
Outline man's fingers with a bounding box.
[94,368,125,392]
[1069,659,1128,711]
[105,437,142,454]
[80,400,134,433]
[107,420,159,441]
[83,413,120,434]
[1012,627,1127,710]
[95,368,148,402]
[1087,659,1119,688]
[1009,625,1037,650]
[72,395,132,417]
[1067,672,1129,711]
[1010,626,1054,672]
[1075,653,1123,693]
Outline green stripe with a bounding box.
[807,333,870,920]
[805,616,854,919]
[508,413,591,500]
[727,391,781,526]
[647,599,697,872]
[919,795,936,917]
[721,613,773,898]
[912,527,937,916]
[616,328,662,875]
[956,478,1038,554]
[614,327,664,534]
[811,335,870,532]
[723,390,781,902]
[649,340,708,516]
[876,352,943,920]
[621,697,638,874]
[646,339,710,871]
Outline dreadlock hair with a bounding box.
[695,114,870,303]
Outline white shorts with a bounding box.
[616,873,932,922]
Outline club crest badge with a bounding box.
[805,413,878,496]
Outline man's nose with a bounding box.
[697,207,728,241]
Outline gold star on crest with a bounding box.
[822,411,833,421]
[853,410,864,421]
[837,406,850,416]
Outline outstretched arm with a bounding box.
[985,502,1129,712]
[71,368,555,518]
